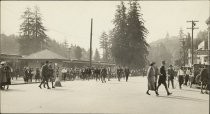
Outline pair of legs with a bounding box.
[157,81,172,95]
[44,78,55,88]
[125,75,129,82]
[101,75,106,83]
[39,77,50,89]
[146,82,159,95]
[168,79,174,89]
[117,74,121,81]
[184,75,189,86]
[178,75,184,89]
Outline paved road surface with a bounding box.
[1,76,209,113]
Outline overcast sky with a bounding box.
[1,1,209,54]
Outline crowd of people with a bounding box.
[1,59,209,95]
[146,60,209,96]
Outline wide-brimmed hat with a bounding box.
[169,65,173,67]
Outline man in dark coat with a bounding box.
[38,61,50,89]
[157,61,172,95]
[101,67,107,83]
[167,65,175,89]
[117,66,122,81]
[125,67,130,82]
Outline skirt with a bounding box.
[148,76,156,91]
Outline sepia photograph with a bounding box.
[0,0,209,113]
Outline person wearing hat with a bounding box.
[157,61,172,95]
[0,61,7,90]
[167,65,175,89]
[146,62,159,95]
[38,60,50,89]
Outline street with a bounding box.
[0,76,209,114]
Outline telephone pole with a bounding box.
[90,18,93,67]
[187,20,199,66]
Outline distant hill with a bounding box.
[1,34,20,55]
[148,36,181,66]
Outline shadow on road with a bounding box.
[157,95,208,102]
[1,89,26,92]
[181,89,201,92]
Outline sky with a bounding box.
[1,1,209,54]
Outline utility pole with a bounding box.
[187,20,199,66]
[90,18,93,67]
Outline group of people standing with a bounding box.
[0,61,12,90]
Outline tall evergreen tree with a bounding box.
[126,1,149,68]
[99,32,109,62]
[18,7,35,55]
[74,46,82,60]
[32,6,48,51]
[18,6,48,55]
[111,1,128,66]
[94,48,100,61]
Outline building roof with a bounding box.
[21,49,68,60]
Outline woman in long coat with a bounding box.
[0,62,7,90]
[146,62,159,95]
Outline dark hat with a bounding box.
[169,65,173,67]
[150,62,155,66]
[46,60,49,64]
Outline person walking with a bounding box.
[61,67,67,81]
[146,62,159,95]
[117,66,122,82]
[177,67,185,89]
[48,63,55,88]
[38,61,50,89]
[167,65,175,89]
[35,67,41,82]
[185,68,191,86]
[125,67,130,82]
[5,62,12,90]
[101,67,107,83]
[157,61,172,96]
[200,66,209,94]
[0,61,7,90]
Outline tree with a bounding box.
[32,6,48,51]
[18,7,35,55]
[125,1,149,68]
[74,46,82,60]
[86,48,93,61]
[94,48,100,61]
[99,32,109,61]
[111,1,128,66]
[148,43,172,67]
[195,30,208,49]
[18,6,48,55]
